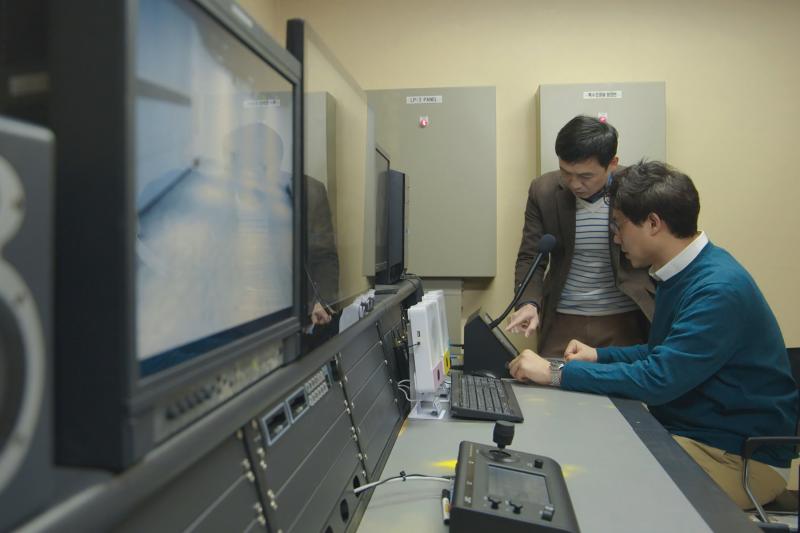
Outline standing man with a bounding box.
[506,116,655,356]
[508,161,797,508]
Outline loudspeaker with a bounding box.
[0,116,54,530]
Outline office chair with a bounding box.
[743,436,799,531]
[743,347,800,532]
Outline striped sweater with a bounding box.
[557,196,637,315]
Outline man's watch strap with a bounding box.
[548,359,564,387]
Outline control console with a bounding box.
[450,440,580,533]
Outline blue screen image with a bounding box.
[135,0,294,373]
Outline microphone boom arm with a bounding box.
[489,250,548,329]
[488,234,556,329]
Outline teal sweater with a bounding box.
[561,242,797,466]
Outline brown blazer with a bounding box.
[514,170,656,352]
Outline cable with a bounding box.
[353,471,453,495]
[395,379,411,401]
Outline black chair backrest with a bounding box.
[788,348,800,441]
[788,348,800,387]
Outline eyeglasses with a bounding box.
[609,218,627,234]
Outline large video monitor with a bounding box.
[377,165,407,286]
[50,0,303,470]
[374,146,390,277]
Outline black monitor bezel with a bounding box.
[383,168,407,284]
[52,0,303,468]
[373,145,391,277]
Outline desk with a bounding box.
[358,383,760,532]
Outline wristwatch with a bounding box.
[548,359,564,387]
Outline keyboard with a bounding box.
[449,370,523,423]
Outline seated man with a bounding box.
[508,160,798,509]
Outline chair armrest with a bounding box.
[743,436,800,461]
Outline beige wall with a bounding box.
[244,0,800,347]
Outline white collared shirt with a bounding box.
[650,232,709,282]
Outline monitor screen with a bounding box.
[374,147,390,274]
[487,465,550,505]
[135,0,294,376]
[379,168,406,285]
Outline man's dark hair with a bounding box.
[555,115,618,167]
[608,160,700,238]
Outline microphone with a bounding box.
[462,234,556,376]
[489,234,556,329]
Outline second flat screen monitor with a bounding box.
[374,146,390,275]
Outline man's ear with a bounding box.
[607,156,620,174]
[647,212,663,235]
